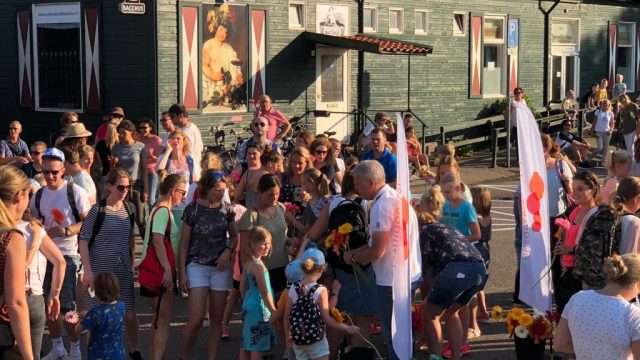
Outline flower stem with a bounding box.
[343,312,384,360]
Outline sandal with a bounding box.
[467,328,482,339]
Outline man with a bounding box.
[556,119,591,167]
[362,128,397,186]
[21,140,46,179]
[256,95,291,142]
[233,116,279,177]
[348,160,402,360]
[94,106,125,144]
[33,148,90,360]
[159,111,176,151]
[0,120,31,165]
[168,103,203,179]
[358,112,395,153]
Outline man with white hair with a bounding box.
[0,120,31,165]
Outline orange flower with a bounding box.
[51,208,64,225]
[331,308,344,323]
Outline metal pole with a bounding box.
[407,55,411,110]
[507,95,512,168]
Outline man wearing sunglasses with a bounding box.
[168,103,203,179]
[21,140,47,179]
[256,95,291,142]
[233,116,280,177]
[0,120,31,165]
[30,148,90,360]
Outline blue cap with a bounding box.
[43,148,65,163]
[285,259,304,283]
[302,247,325,266]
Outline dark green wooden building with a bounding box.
[1,0,639,145]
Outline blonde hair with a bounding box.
[105,124,118,149]
[603,254,640,287]
[434,144,455,163]
[440,172,462,187]
[169,129,191,155]
[240,226,271,264]
[285,147,312,177]
[471,187,492,217]
[300,259,324,275]
[201,151,223,172]
[435,155,459,184]
[78,145,94,160]
[302,168,329,197]
[605,150,631,178]
[0,165,30,228]
[419,185,445,224]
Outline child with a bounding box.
[73,272,126,360]
[601,150,632,204]
[418,185,445,226]
[271,259,304,360]
[469,187,492,333]
[240,226,277,360]
[562,90,577,121]
[285,248,359,360]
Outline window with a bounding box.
[453,12,466,36]
[551,19,579,45]
[415,10,428,35]
[289,3,305,30]
[363,6,377,33]
[389,8,403,34]
[482,16,505,96]
[33,3,83,111]
[617,22,636,92]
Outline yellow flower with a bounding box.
[325,233,335,248]
[509,307,525,318]
[331,308,344,324]
[518,313,533,327]
[490,305,503,321]
[338,223,353,235]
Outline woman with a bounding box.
[238,174,289,294]
[593,99,615,162]
[618,94,640,155]
[555,254,640,359]
[136,118,163,204]
[612,177,640,254]
[310,138,339,194]
[142,174,186,360]
[51,112,79,147]
[112,120,149,236]
[178,169,237,360]
[285,168,330,237]
[155,128,195,185]
[553,171,600,313]
[279,147,312,206]
[95,123,118,197]
[78,168,142,359]
[0,166,37,360]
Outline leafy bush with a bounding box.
[476,95,541,120]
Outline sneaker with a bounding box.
[442,342,471,359]
[221,322,230,340]
[202,318,210,328]
[42,349,68,360]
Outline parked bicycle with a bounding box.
[205,122,251,175]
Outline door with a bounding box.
[550,53,579,102]
[315,46,349,141]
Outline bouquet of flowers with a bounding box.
[493,306,555,343]
[324,223,353,256]
[283,202,300,213]
[411,304,425,332]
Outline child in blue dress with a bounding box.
[75,272,125,360]
[240,226,277,359]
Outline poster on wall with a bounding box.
[316,5,348,36]
[202,3,248,113]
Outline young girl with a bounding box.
[74,272,126,360]
[435,155,471,200]
[235,146,284,208]
[469,187,492,335]
[593,99,615,162]
[601,150,631,204]
[284,248,359,360]
[285,168,331,237]
[240,226,277,360]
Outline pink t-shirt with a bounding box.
[258,108,287,141]
[561,207,581,268]
[136,135,163,172]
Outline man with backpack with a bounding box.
[33,148,90,360]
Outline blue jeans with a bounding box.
[147,170,158,206]
[377,285,399,360]
[44,255,80,312]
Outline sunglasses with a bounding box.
[174,188,186,197]
[43,169,62,175]
[116,185,132,192]
[211,172,226,180]
[138,126,149,130]
[315,150,328,155]
[253,122,266,127]
[30,150,42,155]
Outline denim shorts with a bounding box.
[293,337,329,360]
[186,262,232,291]
[44,255,81,312]
[427,261,487,309]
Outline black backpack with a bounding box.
[573,205,625,287]
[87,199,136,252]
[34,182,81,224]
[326,198,369,273]
[289,282,325,345]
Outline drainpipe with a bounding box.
[356,0,364,131]
[539,0,561,107]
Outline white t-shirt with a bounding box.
[17,222,47,295]
[181,123,203,180]
[288,281,326,303]
[368,185,401,286]
[594,109,614,133]
[66,171,97,206]
[29,180,90,256]
[563,290,640,360]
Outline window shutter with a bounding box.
[249,7,267,106]
[17,9,33,108]
[83,5,101,111]
[608,22,617,90]
[469,14,483,98]
[179,3,201,111]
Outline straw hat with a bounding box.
[64,122,93,139]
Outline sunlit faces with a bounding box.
[314,145,328,162]
[170,134,184,146]
[370,132,386,153]
[42,159,65,187]
[440,182,461,202]
[118,128,133,143]
[172,185,187,204]
[259,186,280,207]
[247,147,262,167]
[206,181,227,202]
[109,177,131,201]
[266,159,284,175]
[571,179,595,206]
[253,239,271,258]
[291,154,307,175]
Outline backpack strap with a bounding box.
[306,284,322,299]
[147,206,171,247]
[123,200,136,237]
[34,187,44,221]
[87,199,107,251]
[66,182,81,223]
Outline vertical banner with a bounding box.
[250,9,266,106]
[84,6,100,110]
[17,10,33,108]
[469,14,483,98]
[507,17,519,94]
[516,103,552,313]
[180,6,199,110]
[392,113,412,360]
[608,23,617,90]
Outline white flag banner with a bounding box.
[516,102,553,313]
[392,112,413,360]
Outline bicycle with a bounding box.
[205,122,251,175]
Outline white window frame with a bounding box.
[288,2,305,30]
[32,2,84,112]
[389,8,404,34]
[482,15,507,98]
[551,17,580,49]
[453,11,467,36]
[617,21,636,92]
[414,9,429,35]
[363,6,377,33]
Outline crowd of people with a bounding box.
[1,79,640,360]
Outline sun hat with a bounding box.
[63,122,93,139]
[42,148,65,163]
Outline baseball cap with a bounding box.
[42,148,65,163]
[301,248,325,266]
[285,259,304,283]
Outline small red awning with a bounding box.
[303,31,432,56]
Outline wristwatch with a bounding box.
[64,227,72,236]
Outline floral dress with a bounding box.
[241,259,276,352]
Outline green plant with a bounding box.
[476,95,542,120]
[458,145,473,157]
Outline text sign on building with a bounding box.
[508,18,519,48]
[34,3,81,24]
[120,0,145,15]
